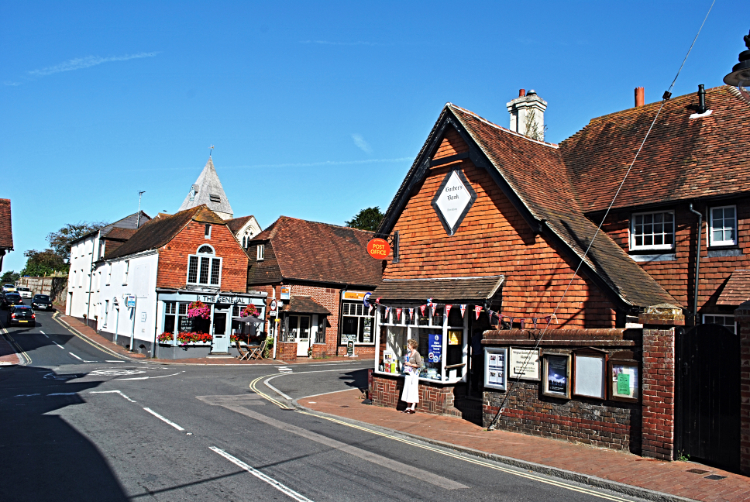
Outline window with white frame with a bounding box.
[709,205,737,247]
[631,211,675,250]
[123,261,129,285]
[341,301,375,344]
[187,245,221,287]
[204,224,211,239]
[703,314,736,334]
[257,244,265,261]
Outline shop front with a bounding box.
[371,275,504,416]
[279,296,330,358]
[339,290,376,357]
[155,288,266,359]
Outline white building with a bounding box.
[66,211,150,324]
[178,157,234,220]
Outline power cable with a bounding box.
[487,0,716,431]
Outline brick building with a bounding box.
[0,199,12,273]
[369,85,750,471]
[95,205,265,358]
[246,216,382,359]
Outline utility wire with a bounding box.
[487,0,716,431]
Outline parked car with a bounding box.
[16,287,32,299]
[31,294,54,311]
[9,305,35,327]
[1,292,22,309]
[2,284,16,293]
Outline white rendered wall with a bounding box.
[66,234,100,319]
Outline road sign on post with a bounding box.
[126,296,136,308]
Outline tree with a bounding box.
[1,270,20,283]
[345,206,384,232]
[47,221,108,263]
[21,249,68,277]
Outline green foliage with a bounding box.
[21,249,69,277]
[1,270,20,283]
[47,221,108,263]
[676,450,690,462]
[345,206,384,232]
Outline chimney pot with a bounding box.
[519,89,526,97]
[635,87,645,107]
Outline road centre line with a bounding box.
[296,410,632,502]
[90,390,136,402]
[40,331,49,338]
[53,341,65,350]
[209,447,314,502]
[106,360,125,363]
[69,352,83,361]
[143,407,185,431]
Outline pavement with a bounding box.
[301,388,750,502]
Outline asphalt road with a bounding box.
[0,309,644,502]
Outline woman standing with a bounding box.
[401,338,422,414]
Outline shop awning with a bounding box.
[717,269,750,306]
[373,275,505,305]
[281,296,330,315]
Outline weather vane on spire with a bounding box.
[209,145,215,158]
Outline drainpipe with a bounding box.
[689,204,702,325]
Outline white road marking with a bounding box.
[264,378,293,401]
[106,360,125,363]
[278,366,292,373]
[53,341,65,350]
[89,369,145,376]
[40,331,49,338]
[120,371,184,381]
[47,392,77,396]
[143,407,185,431]
[90,390,136,402]
[300,388,356,400]
[69,352,84,361]
[14,393,40,397]
[210,447,314,502]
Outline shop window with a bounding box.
[341,301,374,344]
[164,302,177,334]
[630,211,674,250]
[709,206,737,247]
[703,314,736,334]
[187,246,221,287]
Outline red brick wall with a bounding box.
[735,302,750,475]
[290,284,340,355]
[602,202,750,315]
[641,327,676,460]
[383,129,617,328]
[157,220,247,292]
[371,374,461,416]
[276,341,297,362]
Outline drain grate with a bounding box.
[704,475,726,481]
[687,469,709,474]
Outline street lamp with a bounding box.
[724,30,750,103]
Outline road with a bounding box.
[0,309,644,501]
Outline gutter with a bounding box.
[688,203,703,324]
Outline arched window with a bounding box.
[197,245,214,254]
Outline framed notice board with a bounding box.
[484,347,508,391]
[543,353,572,399]
[609,360,639,403]
[573,350,607,400]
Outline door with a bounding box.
[675,324,740,470]
[212,311,229,353]
[287,315,311,356]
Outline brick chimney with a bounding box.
[635,87,645,107]
[507,89,547,141]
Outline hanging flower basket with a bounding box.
[241,304,260,317]
[188,301,210,319]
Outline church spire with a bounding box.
[178,157,234,220]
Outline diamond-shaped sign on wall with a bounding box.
[431,169,477,236]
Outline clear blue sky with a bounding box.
[1,1,747,273]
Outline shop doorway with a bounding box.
[288,315,311,356]
[212,310,230,353]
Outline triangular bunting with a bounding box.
[396,308,402,321]
[460,305,467,318]
[474,305,483,320]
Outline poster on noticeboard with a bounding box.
[484,347,508,391]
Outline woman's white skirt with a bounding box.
[401,372,420,404]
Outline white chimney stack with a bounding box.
[507,89,548,141]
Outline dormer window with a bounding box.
[187,245,221,287]
[204,224,211,239]
[257,244,265,261]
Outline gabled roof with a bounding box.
[379,103,678,310]
[250,216,382,287]
[0,199,12,250]
[375,275,505,304]
[71,211,151,245]
[178,157,233,218]
[227,215,260,234]
[107,206,223,260]
[560,86,750,213]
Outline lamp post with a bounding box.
[723,30,750,103]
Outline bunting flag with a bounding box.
[396,308,402,321]
[408,308,414,321]
[431,303,437,317]
[487,309,495,323]
[445,304,452,318]
[368,305,373,315]
[419,304,426,316]
[426,298,433,306]
[385,307,391,319]
[474,305,483,320]
[460,304,467,318]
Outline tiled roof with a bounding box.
[250,216,382,287]
[107,206,220,259]
[375,275,505,304]
[281,296,330,315]
[71,211,151,245]
[717,269,750,306]
[103,227,138,241]
[380,104,678,309]
[227,215,255,233]
[178,158,234,218]
[0,199,12,250]
[560,86,750,213]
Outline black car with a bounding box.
[32,294,54,311]
[2,292,22,309]
[9,305,35,326]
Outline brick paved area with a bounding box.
[304,389,750,502]
[0,333,20,365]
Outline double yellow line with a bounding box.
[249,374,633,501]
